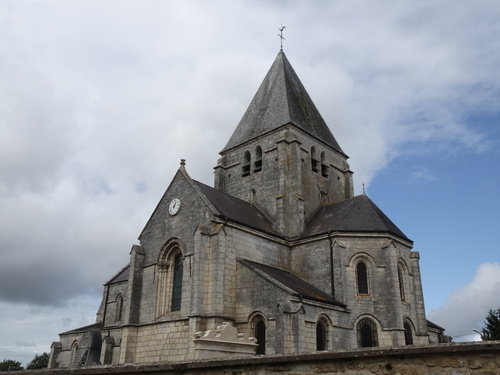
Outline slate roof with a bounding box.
[60,322,102,335]
[195,180,409,242]
[104,264,130,285]
[240,259,345,307]
[303,194,412,243]
[427,320,445,331]
[222,50,344,155]
[194,180,275,234]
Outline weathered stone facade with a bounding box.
[48,51,447,369]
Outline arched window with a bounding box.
[311,147,319,173]
[404,321,414,345]
[357,318,378,348]
[356,262,369,295]
[115,294,124,322]
[316,319,328,351]
[156,240,184,317]
[251,314,266,355]
[398,265,406,301]
[242,150,251,177]
[254,145,262,172]
[171,253,183,311]
[320,152,329,178]
[70,341,79,368]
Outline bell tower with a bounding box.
[214,51,353,238]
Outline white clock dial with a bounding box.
[169,198,181,215]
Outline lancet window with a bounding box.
[404,321,414,345]
[242,150,251,177]
[316,317,329,351]
[254,145,262,172]
[251,313,267,355]
[398,264,406,301]
[356,261,369,295]
[115,294,124,322]
[320,151,329,178]
[311,147,319,173]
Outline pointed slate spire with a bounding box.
[222,51,344,154]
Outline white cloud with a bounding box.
[428,263,500,340]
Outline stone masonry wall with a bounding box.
[15,341,500,375]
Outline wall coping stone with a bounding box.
[7,341,500,375]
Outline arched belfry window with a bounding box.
[404,321,414,345]
[357,318,378,348]
[254,145,262,172]
[311,147,319,173]
[251,314,266,355]
[398,265,406,301]
[115,294,124,322]
[156,240,184,317]
[356,261,369,295]
[320,152,329,178]
[316,318,329,351]
[242,150,251,177]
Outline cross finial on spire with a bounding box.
[278,26,286,50]
[362,183,366,195]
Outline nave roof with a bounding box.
[194,180,275,234]
[239,258,345,307]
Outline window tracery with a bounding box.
[156,240,184,317]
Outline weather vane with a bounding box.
[278,26,286,50]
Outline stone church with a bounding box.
[48,50,446,368]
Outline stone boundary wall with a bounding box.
[8,341,500,375]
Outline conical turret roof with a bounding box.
[221,51,344,154]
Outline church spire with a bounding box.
[221,51,345,155]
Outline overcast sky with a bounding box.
[1,0,499,365]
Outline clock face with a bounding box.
[169,198,181,215]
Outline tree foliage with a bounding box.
[481,307,500,341]
[0,359,24,371]
[26,352,49,370]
